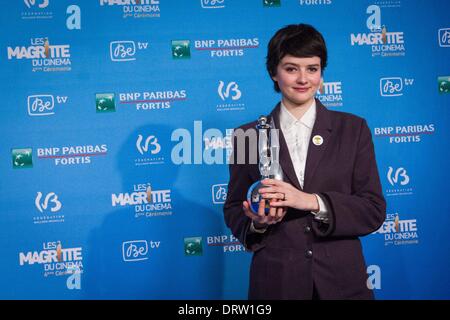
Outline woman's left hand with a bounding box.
[259,178,319,212]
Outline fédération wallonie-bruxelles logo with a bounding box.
[7,37,72,72]
[22,0,53,20]
[134,133,165,166]
[34,191,65,225]
[350,4,405,57]
[385,166,413,197]
[216,81,245,112]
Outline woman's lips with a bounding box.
[293,87,309,92]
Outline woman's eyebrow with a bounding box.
[281,62,320,67]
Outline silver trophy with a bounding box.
[246,116,283,214]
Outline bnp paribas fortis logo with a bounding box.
[171,40,190,59]
[263,0,281,7]
[12,148,33,169]
[96,93,116,112]
[184,237,202,256]
[438,76,450,94]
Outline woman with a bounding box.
[223,24,386,300]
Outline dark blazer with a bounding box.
[223,99,386,300]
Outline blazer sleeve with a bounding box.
[223,130,268,252]
[312,119,386,238]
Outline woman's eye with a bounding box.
[285,67,296,72]
[308,67,318,72]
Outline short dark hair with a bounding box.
[266,24,328,92]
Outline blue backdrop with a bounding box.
[1,0,449,299]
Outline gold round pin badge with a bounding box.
[312,135,323,146]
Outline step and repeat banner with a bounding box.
[0,0,449,299]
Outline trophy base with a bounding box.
[246,180,270,215]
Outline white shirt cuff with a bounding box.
[249,220,267,234]
[311,194,330,223]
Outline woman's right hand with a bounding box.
[242,199,286,227]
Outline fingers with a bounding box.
[259,181,290,196]
[243,200,264,217]
[243,200,266,224]
[262,178,289,188]
[268,204,277,218]
[272,207,286,224]
[269,200,287,207]
[242,201,254,219]
[276,207,285,219]
[257,199,266,217]
[261,192,284,200]
[267,207,286,224]
[242,199,287,225]
[258,186,280,194]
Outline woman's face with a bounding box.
[272,54,322,109]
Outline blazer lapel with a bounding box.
[269,104,302,191]
[303,99,333,191]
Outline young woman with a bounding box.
[224,24,386,300]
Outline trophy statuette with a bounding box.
[246,115,283,214]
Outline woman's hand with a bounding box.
[258,178,319,212]
[242,198,287,227]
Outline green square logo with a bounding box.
[96,93,116,113]
[184,237,203,256]
[172,40,191,59]
[438,76,450,94]
[263,0,281,7]
[12,148,33,169]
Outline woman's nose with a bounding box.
[296,70,307,83]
